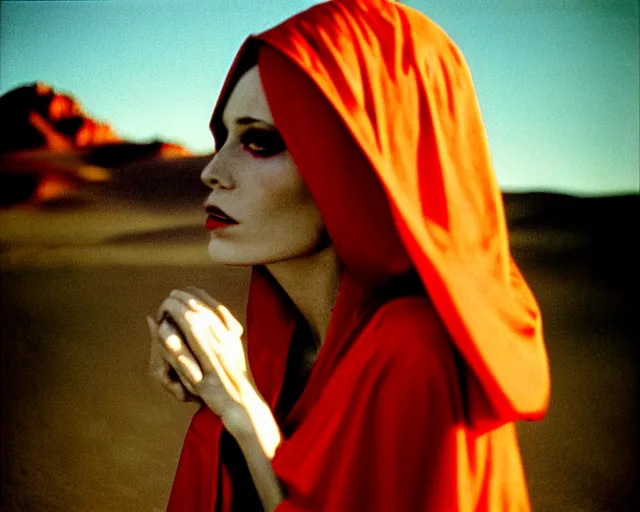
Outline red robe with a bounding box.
[168,1,550,510]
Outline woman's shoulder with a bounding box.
[371,295,449,345]
[335,294,463,418]
[361,295,456,374]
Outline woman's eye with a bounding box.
[246,141,266,153]
[240,128,286,157]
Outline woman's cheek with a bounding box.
[254,162,306,210]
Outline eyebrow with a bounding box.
[210,115,276,136]
[236,116,271,126]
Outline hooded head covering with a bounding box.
[168,1,550,509]
[212,0,549,428]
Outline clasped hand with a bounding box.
[147,286,256,431]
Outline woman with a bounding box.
[146,0,550,510]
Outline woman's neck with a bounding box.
[266,246,343,349]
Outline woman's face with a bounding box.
[201,66,325,266]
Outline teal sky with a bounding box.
[1,0,638,195]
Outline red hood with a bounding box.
[211,0,550,430]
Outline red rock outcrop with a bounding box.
[0,82,191,206]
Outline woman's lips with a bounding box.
[206,215,238,231]
[204,204,239,231]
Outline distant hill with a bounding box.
[503,192,638,303]
[502,191,638,231]
[0,82,192,206]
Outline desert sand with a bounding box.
[1,156,637,511]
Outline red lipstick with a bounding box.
[205,216,236,230]
[205,204,238,231]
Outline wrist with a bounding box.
[222,381,263,436]
[233,385,282,459]
[221,404,253,437]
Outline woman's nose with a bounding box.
[200,153,234,190]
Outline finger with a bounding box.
[170,289,222,329]
[184,307,242,384]
[183,286,221,309]
[187,303,230,346]
[183,299,251,384]
[183,287,244,338]
[164,364,201,403]
[169,383,199,402]
[156,290,196,323]
[148,344,196,402]
[157,297,216,374]
[147,315,159,340]
[195,316,250,395]
[166,293,246,382]
[158,297,241,402]
[161,296,228,374]
[180,309,241,399]
[147,315,168,376]
[157,319,202,395]
[148,316,200,402]
[215,304,244,339]
[169,289,227,334]
[170,296,249,387]
[168,289,239,343]
[157,319,201,391]
[152,362,188,401]
[177,354,203,384]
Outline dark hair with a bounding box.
[209,39,262,152]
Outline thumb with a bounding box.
[146,316,160,341]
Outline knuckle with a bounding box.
[194,378,211,395]
[157,320,176,339]
[162,333,183,353]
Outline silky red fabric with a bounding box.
[167,1,550,510]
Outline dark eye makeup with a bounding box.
[240,127,286,157]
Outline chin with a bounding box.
[206,234,329,267]
[206,239,271,267]
[207,240,249,266]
